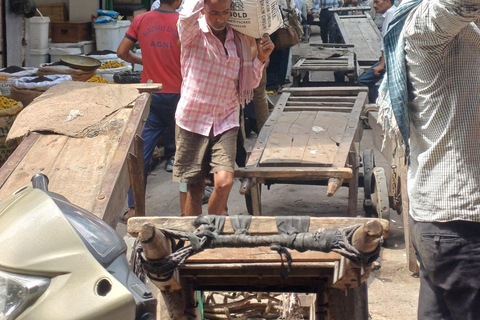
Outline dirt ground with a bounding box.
[115,26,420,319]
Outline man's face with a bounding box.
[203,0,232,32]
[373,0,391,14]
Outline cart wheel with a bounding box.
[370,167,390,222]
[362,149,375,217]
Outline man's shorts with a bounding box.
[173,125,238,184]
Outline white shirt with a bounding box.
[151,0,183,12]
[404,0,480,222]
[380,5,396,51]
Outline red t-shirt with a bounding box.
[125,10,181,93]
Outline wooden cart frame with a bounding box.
[128,215,389,320]
[291,44,358,87]
[334,13,382,69]
[236,87,368,217]
[0,84,152,227]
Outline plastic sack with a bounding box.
[96,65,132,83]
[38,63,96,82]
[97,9,120,19]
[113,71,141,84]
[227,0,283,38]
[95,16,116,24]
[86,50,118,61]
[0,98,23,166]
[14,75,72,91]
[0,67,38,96]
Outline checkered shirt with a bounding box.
[176,0,264,137]
[320,0,340,9]
[380,0,480,222]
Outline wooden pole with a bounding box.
[127,134,145,217]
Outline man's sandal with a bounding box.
[118,211,129,224]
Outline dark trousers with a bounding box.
[266,30,290,90]
[410,216,480,320]
[127,92,179,208]
[319,8,337,44]
[358,61,382,103]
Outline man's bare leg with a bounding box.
[185,181,205,216]
[208,171,233,215]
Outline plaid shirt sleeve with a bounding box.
[178,0,204,47]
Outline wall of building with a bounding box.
[36,0,98,23]
[1,2,3,68]
[4,0,26,67]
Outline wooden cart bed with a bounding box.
[0,82,151,227]
[236,87,368,216]
[334,14,382,68]
[291,44,357,86]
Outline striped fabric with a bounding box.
[383,0,480,222]
[377,0,421,155]
[320,0,340,9]
[312,0,339,11]
[176,0,264,137]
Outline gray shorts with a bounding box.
[173,125,238,184]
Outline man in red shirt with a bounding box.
[117,0,182,221]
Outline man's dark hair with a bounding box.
[161,0,176,5]
[385,0,394,5]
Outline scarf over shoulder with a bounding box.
[377,0,422,156]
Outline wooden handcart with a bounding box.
[291,44,358,87]
[0,82,155,227]
[235,87,368,217]
[127,215,389,320]
[334,13,382,70]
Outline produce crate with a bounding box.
[51,22,93,43]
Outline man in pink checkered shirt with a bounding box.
[173,0,274,216]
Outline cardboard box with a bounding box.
[35,3,68,38]
[126,8,147,21]
[36,3,68,22]
[51,22,93,43]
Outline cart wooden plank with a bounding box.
[128,216,389,235]
[0,84,151,227]
[260,111,350,166]
[334,13,382,66]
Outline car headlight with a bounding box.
[0,270,50,320]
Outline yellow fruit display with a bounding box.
[99,60,126,69]
[0,96,19,110]
[86,75,112,83]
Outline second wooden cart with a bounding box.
[236,87,368,216]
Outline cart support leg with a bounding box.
[251,182,262,216]
[347,143,360,217]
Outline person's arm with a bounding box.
[373,51,385,76]
[250,34,275,88]
[312,0,320,13]
[178,0,204,47]
[408,0,480,50]
[117,37,142,65]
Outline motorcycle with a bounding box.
[0,174,156,320]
